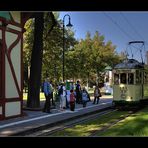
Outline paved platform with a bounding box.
[0,96,113,136]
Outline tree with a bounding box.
[24,12,76,108]
[67,31,122,87]
[26,12,44,108]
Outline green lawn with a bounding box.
[23,93,45,100]
[50,110,129,137]
[50,106,148,136]
[99,106,148,136]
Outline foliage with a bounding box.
[23,12,124,88]
[66,31,122,86]
[23,12,77,86]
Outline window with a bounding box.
[114,74,119,85]
[120,73,127,84]
[136,70,142,84]
[128,73,134,84]
[144,72,148,84]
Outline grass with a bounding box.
[49,106,148,136]
[23,92,45,100]
[99,106,148,136]
[50,110,129,137]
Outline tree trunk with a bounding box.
[27,12,44,108]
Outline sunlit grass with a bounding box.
[23,93,45,100]
[50,111,129,137]
[99,106,148,136]
[50,106,148,137]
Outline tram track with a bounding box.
[88,108,141,136]
[25,108,117,136]
[29,108,140,137]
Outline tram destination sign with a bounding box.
[113,69,135,73]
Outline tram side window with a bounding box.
[136,70,142,84]
[144,72,148,84]
[128,73,134,84]
[120,73,127,84]
[114,74,119,85]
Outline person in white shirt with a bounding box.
[58,82,66,111]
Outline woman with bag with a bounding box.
[93,85,101,104]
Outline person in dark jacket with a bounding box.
[75,80,82,104]
[42,78,51,113]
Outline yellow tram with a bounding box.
[112,58,148,106]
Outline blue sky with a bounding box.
[59,12,148,63]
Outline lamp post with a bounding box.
[62,14,73,82]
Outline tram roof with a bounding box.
[114,59,144,69]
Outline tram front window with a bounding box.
[128,73,134,84]
[120,73,126,84]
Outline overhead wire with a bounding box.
[103,12,135,41]
[120,12,148,63]
[103,12,147,63]
[120,12,145,41]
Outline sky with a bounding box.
[59,11,148,63]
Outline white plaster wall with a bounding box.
[9,12,21,24]
[5,32,17,49]
[5,32,19,98]
[11,40,21,89]
[5,58,18,98]
[5,101,21,117]
[7,24,21,32]
[0,106,2,114]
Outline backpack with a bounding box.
[58,85,63,96]
[76,84,80,92]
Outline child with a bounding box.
[70,89,76,111]
[82,87,89,107]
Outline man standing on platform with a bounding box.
[42,78,51,113]
[75,80,82,104]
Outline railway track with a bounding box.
[25,108,117,136]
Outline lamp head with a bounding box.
[66,17,73,28]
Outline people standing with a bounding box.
[82,87,89,107]
[42,78,51,113]
[93,85,101,104]
[58,82,66,111]
[75,80,82,104]
[50,81,55,107]
[69,89,76,111]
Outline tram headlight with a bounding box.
[126,96,133,101]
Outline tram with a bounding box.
[112,58,148,107]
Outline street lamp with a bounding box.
[62,14,73,82]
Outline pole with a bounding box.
[63,20,65,82]
[62,14,72,83]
